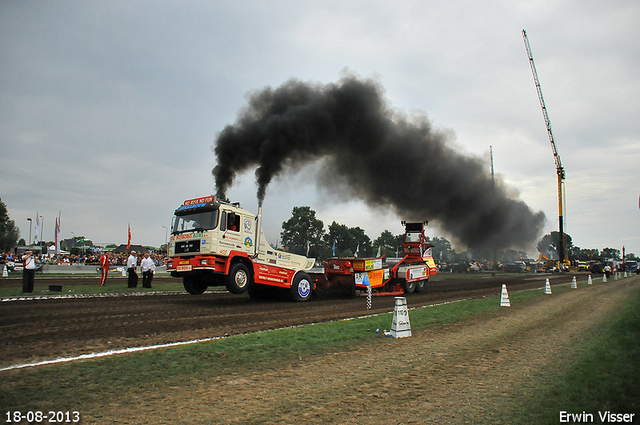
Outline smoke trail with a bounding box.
[212,75,545,250]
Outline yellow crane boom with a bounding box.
[522,29,567,267]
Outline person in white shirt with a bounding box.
[127,250,138,288]
[22,250,37,293]
[141,252,156,288]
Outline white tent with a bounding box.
[49,245,70,255]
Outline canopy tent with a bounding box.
[48,245,70,255]
[113,244,147,253]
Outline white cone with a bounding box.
[588,275,593,285]
[571,276,577,289]
[500,284,511,307]
[120,267,126,277]
[2,265,7,278]
[615,273,619,280]
[602,273,607,282]
[624,271,628,278]
[544,278,552,294]
[390,297,411,338]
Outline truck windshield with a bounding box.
[172,210,219,234]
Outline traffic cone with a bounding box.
[624,271,628,278]
[121,267,126,277]
[390,297,411,338]
[588,275,593,285]
[602,273,607,283]
[571,276,577,289]
[615,273,619,280]
[500,284,511,307]
[2,265,7,278]
[544,278,552,294]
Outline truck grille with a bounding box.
[175,240,201,254]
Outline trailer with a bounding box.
[311,222,437,297]
[166,197,436,301]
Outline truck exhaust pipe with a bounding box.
[253,205,262,258]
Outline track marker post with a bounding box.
[571,276,577,289]
[390,297,411,338]
[363,273,372,331]
[603,273,607,283]
[544,278,552,294]
[500,284,511,307]
[588,275,593,285]
[2,266,7,278]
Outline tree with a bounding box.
[280,206,325,257]
[323,222,373,257]
[537,231,573,260]
[324,222,354,257]
[427,236,454,262]
[570,247,599,261]
[601,247,620,261]
[0,199,20,252]
[349,226,373,257]
[374,230,399,257]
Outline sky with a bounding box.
[1,0,639,257]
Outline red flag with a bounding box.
[127,224,131,249]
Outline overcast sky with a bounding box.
[1,0,639,257]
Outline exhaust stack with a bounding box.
[253,206,262,258]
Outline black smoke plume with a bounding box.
[212,75,545,250]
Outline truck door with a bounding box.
[221,210,248,254]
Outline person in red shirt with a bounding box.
[99,251,111,286]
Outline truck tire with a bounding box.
[404,280,416,294]
[183,275,207,295]
[415,280,428,293]
[226,263,250,294]
[290,272,313,302]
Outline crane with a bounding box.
[522,29,567,268]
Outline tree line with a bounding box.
[280,206,638,263]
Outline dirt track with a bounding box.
[0,273,576,369]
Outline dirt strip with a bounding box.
[84,276,639,424]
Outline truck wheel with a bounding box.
[183,275,207,295]
[415,280,428,293]
[290,272,313,302]
[226,263,250,294]
[404,280,416,294]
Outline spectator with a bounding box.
[22,250,36,293]
[141,252,155,288]
[99,251,111,287]
[127,250,138,288]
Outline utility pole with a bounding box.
[27,218,32,246]
[490,146,497,270]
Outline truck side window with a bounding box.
[227,213,239,232]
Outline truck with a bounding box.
[166,196,436,301]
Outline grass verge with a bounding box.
[0,281,185,297]
[510,282,640,423]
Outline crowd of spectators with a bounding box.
[0,251,168,269]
